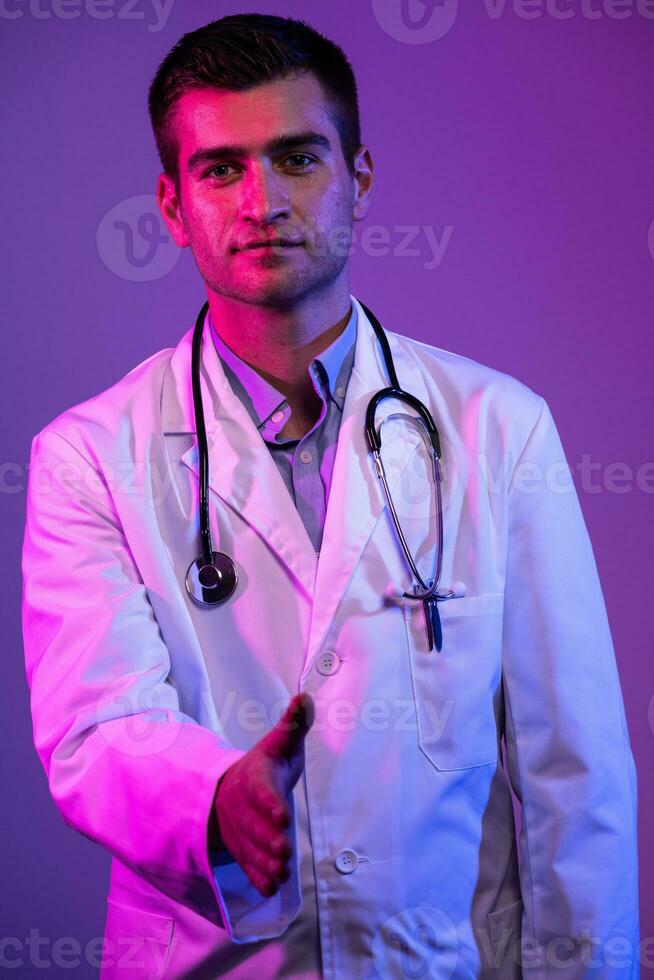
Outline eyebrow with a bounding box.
[187,131,332,172]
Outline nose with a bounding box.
[240,161,291,225]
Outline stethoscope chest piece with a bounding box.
[185,552,238,606]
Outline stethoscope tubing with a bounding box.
[185,298,453,609]
[358,300,453,604]
[190,300,213,568]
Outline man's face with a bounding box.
[158,72,371,309]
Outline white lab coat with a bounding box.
[21,295,639,979]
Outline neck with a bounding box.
[207,281,353,408]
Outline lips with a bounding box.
[239,238,304,250]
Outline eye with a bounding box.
[206,163,237,180]
[283,153,316,170]
[205,154,317,181]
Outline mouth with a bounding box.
[237,238,304,252]
[236,245,304,262]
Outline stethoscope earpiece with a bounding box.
[185,552,238,606]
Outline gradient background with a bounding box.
[2,0,652,974]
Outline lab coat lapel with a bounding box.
[161,319,318,599]
[303,296,428,677]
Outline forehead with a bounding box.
[172,72,336,159]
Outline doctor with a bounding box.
[21,12,639,980]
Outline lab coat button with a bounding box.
[334,849,359,874]
[316,651,341,675]
[299,449,313,464]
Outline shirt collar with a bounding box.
[311,301,357,411]
[209,301,358,432]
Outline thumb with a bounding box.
[264,692,314,760]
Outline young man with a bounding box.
[22,13,639,979]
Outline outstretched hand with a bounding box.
[209,692,315,897]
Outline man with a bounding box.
[21,13,639,979]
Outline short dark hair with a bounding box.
[147,13,362,189]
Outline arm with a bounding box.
[21,427,301,941]
[501,398,639,978]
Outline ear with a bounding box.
[157,172,190,248]
[352,145,374,223]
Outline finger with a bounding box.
[265,693,314,760]
[241,854,291,895]
[240,801,293,860]
[238,834,290,884]
[246,781,292,830]
[242,860,278,898]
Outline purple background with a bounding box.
[3,0,652,973]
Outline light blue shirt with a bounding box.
[209,303,358,553]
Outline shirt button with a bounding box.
[271,410,285,423]
[316,651,341,675]
[334,849,359,874]
[299,449,313,464]
[335,385,346,399]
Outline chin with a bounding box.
[218,274,319,309]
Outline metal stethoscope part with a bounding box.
[184,299,456,651]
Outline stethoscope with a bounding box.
[184,299,457,651]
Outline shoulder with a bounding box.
[30,343,176,462]
[389,328,547,456]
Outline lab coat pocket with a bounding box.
[101,899,175,980]
[403,593,504,771]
